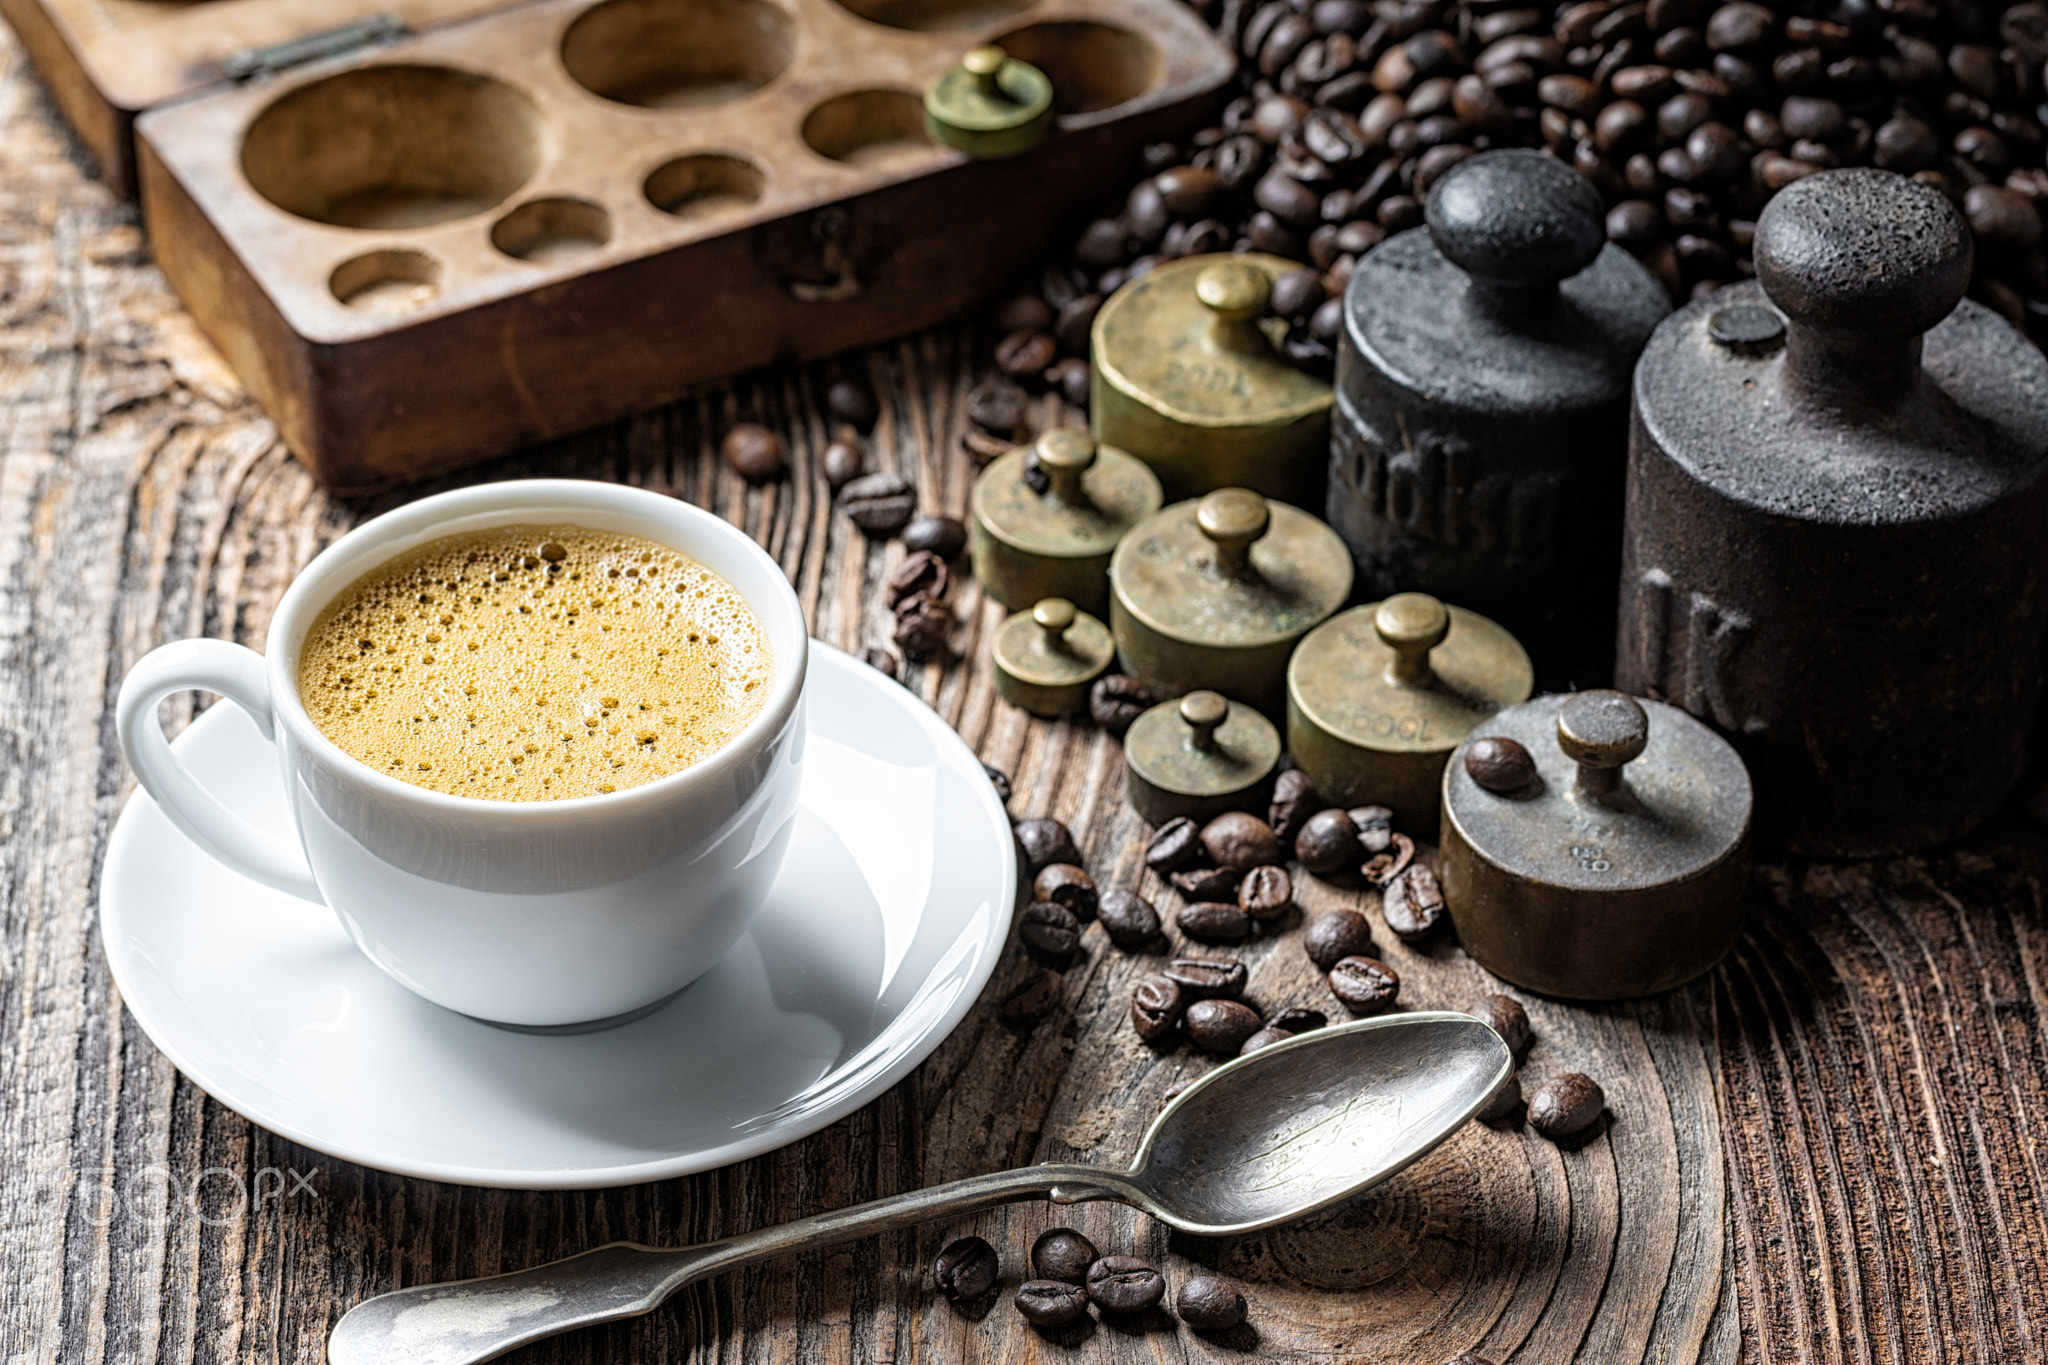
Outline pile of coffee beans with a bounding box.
[981,0,2048,394]
[933,1228,1250,1333]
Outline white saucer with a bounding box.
[100,643,1014,1188]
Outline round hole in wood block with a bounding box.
[561,0,796,108]
[644,154,767,221]
[988,21,1159,114]
[330,249,444,315]
[491,197,613,262]
[801,90,934,169]
[827,0,1030,32]
[242,66,546,229]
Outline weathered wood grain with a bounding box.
[0,22,2043,1365]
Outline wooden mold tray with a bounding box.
[11,0,1231,491]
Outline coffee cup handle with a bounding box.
[116,639,324,904]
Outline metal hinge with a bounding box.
[223,15,409,81]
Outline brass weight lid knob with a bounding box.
[924,45,1054,159]
[1556,690,1649,801]
[1195,486,1270,576]
[992,597,1115,717]
[1375,592,1451,686]
[1123,689,1281,825]
[1037,429,1095,504]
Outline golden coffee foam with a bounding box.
[298,524,772,800]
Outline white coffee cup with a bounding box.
[116,480,809,1027]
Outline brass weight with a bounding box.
[1123,690,1281,824]
[1110,487,1352,717]
[1091,254,1334,504]
[992,598,1115,717]
[1440,690,1752,999]
[971,429,1162,616]
[923,46,1054,158]
[1287,592,1533,834]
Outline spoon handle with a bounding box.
[327,1162,1133,1365]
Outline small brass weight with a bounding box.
[993,598,1115,717]
[1439,690,1752,999]
[1123,690,1281,824]
[923,46,1054,158]
[972,429,1162,616]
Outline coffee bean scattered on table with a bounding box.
[1016,1279,1090,1327]
[1528,1072,1606,1138]
[1020,901,1083,960]
[1171,865,1243,901]
[1268,1006,1327,1033]
[1296,807,1362,875]
[1164,957,1248,1000]
[721,423,786,483]
[858,646,899,680]
[1132,974,1184,1040]
[902,515,967,561]
[934,1235,999,1302]
[1268,769,1322,844]
[1086,1256,1166,1314]
[1176,1275,1247,1331]
[1465,735,1538,792]
[1328,955,1401,1014]
[821,439,865,490]
[1237,864,1294,920]
[885,551,949,609]
[1145,816,1204,873]
[1033,863,1099,919]
[1362,831,1416,885]
[1185,998,1263,1053]
[999,968,1063,1025]
[1239,1024,1296,1054]
[1476,1072,1524,1123]
[1201,811,1283,870]
[1470,993,1532,1057]
[1350,805,1394,855]
[826,378,878,431]
[1381,864,1447,940]
[1304,908,1376,970]
[1098,889,1162,948]
[1032,1228,1099,1284]
[968,378,1030,436]
[1180,900,1252,942]
[840,472,917,536]
[1089,673,1154,735]
[1015,818,1080,872]
[891,593,952,661]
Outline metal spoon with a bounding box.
[328,1010,1510,1365]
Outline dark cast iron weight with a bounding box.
[1439,690,1751,1000]
[1331,149,1668,690]
[1617,168,2048,856]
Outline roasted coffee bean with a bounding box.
[997,294,1055,332]
[1476,1072,1524,1122]
[1171,865,1243,900]
[1053,293,1103,354]
[902,515,967,561]
[1164,956,1248,1000]
[1304,908,1376,970]
[1053,358,1092,408]
[1033,1228,1098,1284]
[886,551,949,609]
[1362,830,1416,884]
[1269,1006,1328,1032]
[1016,1279,1090,1327]
[1177,1275,1248,1330]
[1131,973,1184,1039]
[1015,818,1081,872]
[1267,769,1321,843]
[1238,865,1294,920]
[1239,1024,1296,1054]
[967,378,1029,435]
[934,1236,999,1301]
[1087,1256,1166,1314]
[841,472,917,535]
[1099,889,1162,948]
[1295,808,1362,875]
[1145,816,1204,873]
[1470,993,1533,1056]
[722,423,786,483]
[821,439,865,490]
[1349,805,1393,853]
[1328,954,1401,1013]
[1090,673,1153,735]
[1967,185,2044,245]
[1201,811,1283,870]
[996,329,1059,378]
[999,968,1063,1025]
[859,646,899,679]
[1186,998,1263,1053]
[1528,1072,1606,1137]
[1180,900,1252,942]
[1381,864,1446,940]
[1465,735,1538,792]
[1034,863,1099,919]
[892,593,952,660]
[1157,165,1226,217]
[1021,901,1083,959]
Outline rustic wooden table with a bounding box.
[3,31,2045,1365]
